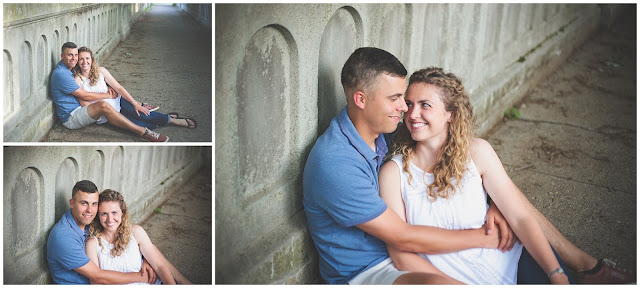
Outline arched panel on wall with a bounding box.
[55,157,78,222]
[110,146,124,192]
[151,146,161,177]
[52,30,60,69]
[4,50,14,119]
[142,147,153,181]
[236,24,297,206]
[317,6,362,135]
[4,167,44,284]
[483,4,503,60]
[37,35,49,86]
[92,16,96,46]
[73,23,78,42]
[87,150,105,189]
[64,26,70,42]
[158,146,169,171]
[378,4,411,67]
[421,4,446,67]
[86,18,91,47]
[20,41,32,102]
[504,4,521,43]
[9,168,44,261]
[97,14,101,42]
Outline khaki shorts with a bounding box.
[62,105,96,129]
[348,258,409,285]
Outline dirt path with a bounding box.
[140,166,212,284]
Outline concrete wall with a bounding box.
[215,3,619,284]
[176,3,212,29]
[3,146,210,284]
[3,3,150,142]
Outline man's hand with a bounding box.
[479,222,501,249]
[140,258,158,284]
[486,200,518,252]
[107,86,118,99]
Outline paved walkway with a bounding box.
[484,9,636,272]
[43,4,211,142]
[140,165,212,284]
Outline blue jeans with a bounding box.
[119,98,170,129]
[517,244,575,284]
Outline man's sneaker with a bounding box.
[140,128,168,142]
[575,259,636,284]
[141,102,159,111]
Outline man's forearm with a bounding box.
[74,91,110,102]
[89,269,145,284]
[391,225,496,255]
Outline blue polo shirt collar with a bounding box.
[337,107,388,168]
[62,209,90,241]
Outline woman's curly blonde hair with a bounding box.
[389,67,476,200]
[72,46,100,86]
[90,189,132,257]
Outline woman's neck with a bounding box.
[100,230,117,244]
[411,133,447,172]
[80,69,90,79]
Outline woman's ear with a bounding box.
[446,111,453,123]
[353,91,367,110]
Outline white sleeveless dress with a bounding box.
[389,154,523,284]
[94,234,161,285]
[78,73,121,124]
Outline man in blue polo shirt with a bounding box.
[50,42,168,142]
[303,47,480,284]
[47,180,156,284]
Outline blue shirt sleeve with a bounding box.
[48,230,90,270]
[51,67,80,96]
[313,156,387,227]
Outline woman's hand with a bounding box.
[133,101,151,116]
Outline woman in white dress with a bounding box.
[378,67,571,284]
[72,46,197,130]
[86,189,191,284]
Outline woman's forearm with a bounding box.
[156,265,176,284]
[512,217,568,283]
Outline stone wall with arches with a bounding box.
[3,3,150,142]
[215,3,625,284]
[3,146,210,284]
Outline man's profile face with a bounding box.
[362,74,408,134]
[61,48,78,70]
[69,190,98,229]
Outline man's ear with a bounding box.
[69,198,73,208]
[353,91,367,110]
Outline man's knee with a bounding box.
[89,101,116,116]
[393,272,459,285]
[93,101,113,111]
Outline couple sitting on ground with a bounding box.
[47,180,192,284]
[51,42,197,142]
[303,47,635,284]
